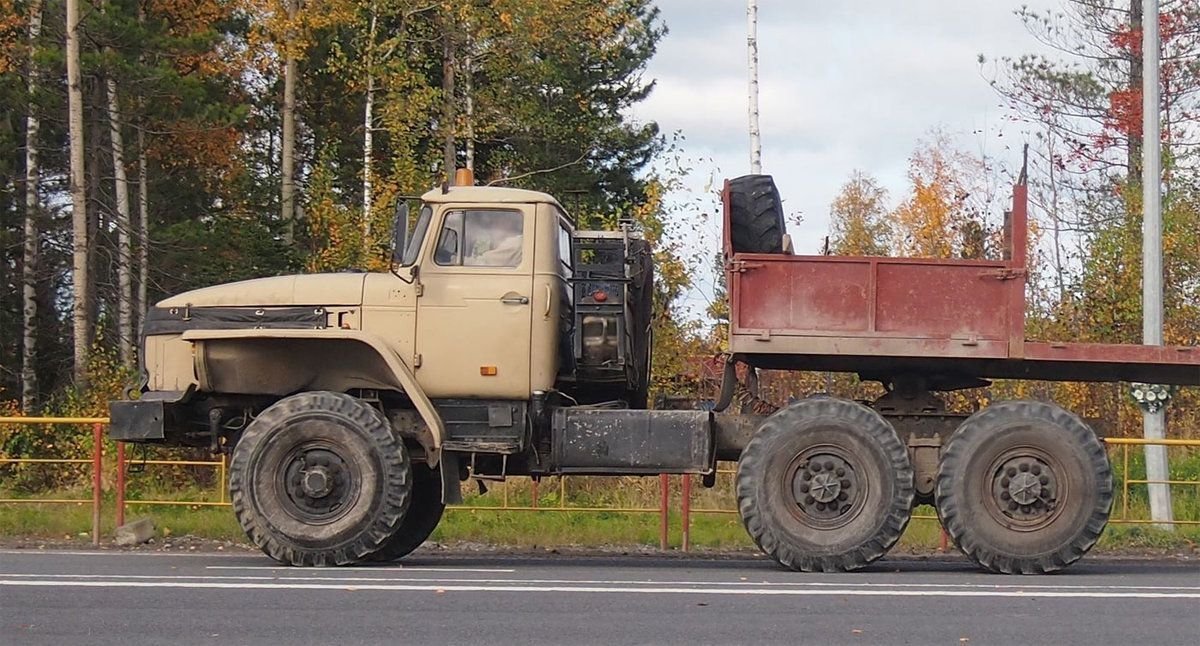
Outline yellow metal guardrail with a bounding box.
[2,416,1198,550]
[1103,437,1200,526]
[0,417,108,544]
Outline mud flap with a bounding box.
[439,451,463,505]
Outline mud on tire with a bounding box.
[935,400,1112,574]
[229,391,411,566]
[735,397,914,572]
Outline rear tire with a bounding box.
[229,391,411,566]
[368,463,446,561]
[728,174,786,254]
[935,400,1112,574]
[736,397,914,572]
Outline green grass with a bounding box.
[2,492,1196,553]
[4,452,1198,551]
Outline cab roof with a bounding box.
[420,185,564,209]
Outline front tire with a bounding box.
[935,400,1112,574]
[229,391,411,566]
[736,397,914,572]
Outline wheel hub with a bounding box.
[989,453,1060,528]
[281,446,353,520]
[790,453,858,524]
[302,466,333,498]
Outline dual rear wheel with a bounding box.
[736,397,1112,573]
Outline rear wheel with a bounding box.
[935,400,1112,574]
[228,391,411,566]
[368,463,446,561]
[728,174,786,254]
[736,397,914,572]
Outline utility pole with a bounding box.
[746,0,761,173]
[1141,0,1173,530]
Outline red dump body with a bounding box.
[722,180,1200,386]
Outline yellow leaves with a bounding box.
[829,172,891,256]
[890,130,990,259]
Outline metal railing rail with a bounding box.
[0,417,108,545]
[2,416,1197,550]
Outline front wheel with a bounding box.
[736,397,914,572]
[229,391,412,566]
[935,400,1112,574]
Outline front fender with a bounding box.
[180,328,445,459]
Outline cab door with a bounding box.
[414,206,534,398]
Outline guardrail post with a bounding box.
[658,473,669,550]
[116,441,126,527]
[681,474,691,552]
[91,423,102,546]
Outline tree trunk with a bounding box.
[280,0,299,244]
[441,10,456,184]
[66,0,90,384]
[362,6,377,241]
[106,74,134,368]
[464,46,474,171]
[746,0,762,174]
[1128,0,1144,182]
[137,123,149,341]
[21,0,44,410]
[136,2,149,343]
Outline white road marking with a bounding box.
[0,549,249,558]
[2,572,1197,593]
[204,565,516,573]
[1,578,1198,599]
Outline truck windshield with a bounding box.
[400,205,432,266]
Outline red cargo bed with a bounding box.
[722,180,1200,387]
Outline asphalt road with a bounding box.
[1,549,1197,646]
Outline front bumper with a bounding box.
[108,392,186,442]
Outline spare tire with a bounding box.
[624,238,654,409]
[728,174,786,254]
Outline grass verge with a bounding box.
[1,495,1196,554]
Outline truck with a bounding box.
[109,168,1200,574]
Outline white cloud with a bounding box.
[633,0,1060,315]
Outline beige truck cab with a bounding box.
[110,177,675,566]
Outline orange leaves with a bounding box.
[0,0,27,74]
[1107,89,1142,138]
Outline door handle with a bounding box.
[543,284,552,318]
[500,294,530,305]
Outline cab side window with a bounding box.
[557,222,573,278]
[434,209,524,268]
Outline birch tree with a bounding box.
[21,0,43,409]
[280,0,299,245]
[66,0,90,383]
[106,74,134,367]
[746,0,761,173]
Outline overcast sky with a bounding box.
[628,0,1059,312]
